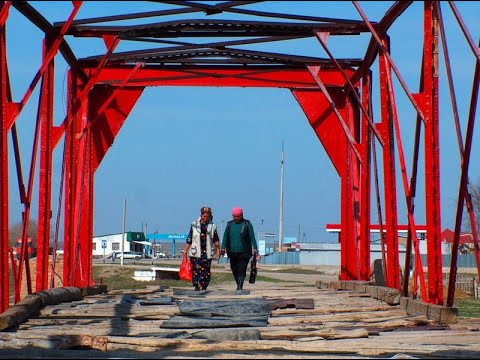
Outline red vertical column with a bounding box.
[71,93,88,287]
[345,95,361,280]
[423,1,443,304]
[36,38,55,291]
[359,74,372,280]
[0,1,9,312]
[63,70,79,287]
[77,110,94,287]
[340,152,357,280]
[69,82,96,288]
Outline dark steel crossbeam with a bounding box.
[156,0,367,24]
[54,1,262,27]
[80,46,362,67]
[60,19,373,38]
[11,1,87,81]
[118,35,308,48]
[55,8,201,27]
[350,0,413,84]
[156,1,265,16]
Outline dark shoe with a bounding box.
[194,287,200,291]
[237,279,244,290]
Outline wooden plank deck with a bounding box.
[0,278,479,359]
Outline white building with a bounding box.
[92,231,151,257]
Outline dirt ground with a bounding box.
[10,255,64,304]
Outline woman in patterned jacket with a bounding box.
[183,207,221,291]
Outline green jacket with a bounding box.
[222,219,257,257]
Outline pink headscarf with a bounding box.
[232,207,243,216]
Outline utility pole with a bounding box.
[221,219,224,240]
[258,219,264,249]
[121,198,127,266]
[261,219,264,242]
[278,141,284,252]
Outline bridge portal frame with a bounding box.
[0,1,478,312]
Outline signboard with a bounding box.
[258,240,266,256]
[101,240,107,249]
[264,233,275,238]
[147,233,188,240]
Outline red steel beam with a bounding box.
[359,74,371,280]
[438,3,480,283]
[386,53,427,301]
[36,37,55,292]
[62,78,144,287]
[53,37,120,148]
[378,45,400,290]
[3,1,477,313]
[15,39,57,300]
[423,1,443,305]
[0,2,10,27]
[0,0,9,313]
[85,66,354,89]
[447,42,480,307]
[6,2,82,131]
[62,70,78,287]
[353,1,427,123]
[314,31,384,148]
[307,65,360,161]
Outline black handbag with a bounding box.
[249,256,257,284]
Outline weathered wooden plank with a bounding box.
[268,309,409,326]
[270,306,400,317]
[162,315,269,328]
[259,327,369,340]
[269,298,315,310]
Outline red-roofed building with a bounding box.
[441,228,475,255]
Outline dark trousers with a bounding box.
[229,253,250,289]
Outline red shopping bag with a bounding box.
[179,256,193,281]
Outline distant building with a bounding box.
[289,224,454,266]
[325,223,451,255]
[92,232,151,257]
[441,228,475,255]
[295,242,407,266]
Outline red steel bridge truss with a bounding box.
[0,1,479,312]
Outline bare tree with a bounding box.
[463,178,480,234]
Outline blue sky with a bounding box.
[6,1,480,244]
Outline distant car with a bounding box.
[118,252,143,260]
[156,253,167,258]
